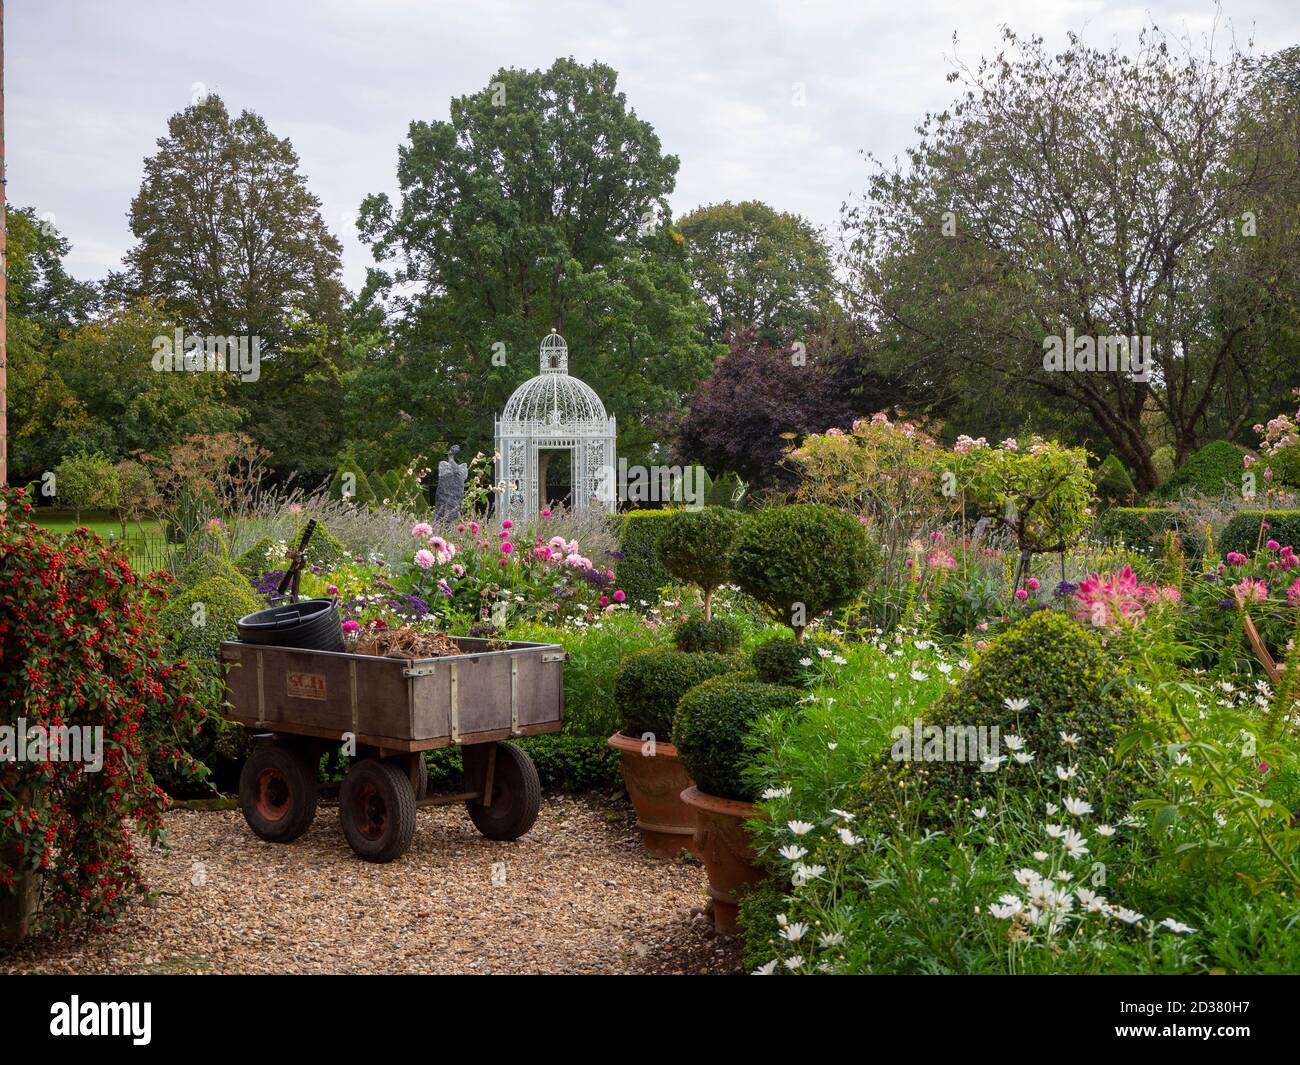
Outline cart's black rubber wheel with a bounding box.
[407,753,429,802]
[339,759,416,862]
[466,742,541,841]
[239,744,318,843]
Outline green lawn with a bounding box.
[30,509,175,573]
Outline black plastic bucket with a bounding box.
[236,598,345,652]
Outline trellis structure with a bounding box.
[494,332,617,521]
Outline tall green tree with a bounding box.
[6,207,101,478]
[844,26,1300,492]
[121,94,351,479]
[38,300,237,469]
[677,200,835,343]
[355,58,713,465]
[124,94,346,347]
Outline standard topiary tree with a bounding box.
[858,609,1151,827]
[729,503,879,642]
[657,506,747,620]
[673,674,803,801]
[614,648,744,743]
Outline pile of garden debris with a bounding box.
[350,627,461,659]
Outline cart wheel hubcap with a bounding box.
[256,768,291,822]
[353,783,388,839]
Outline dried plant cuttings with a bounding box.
[349,626,462,659]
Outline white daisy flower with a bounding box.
[1160,918,1195,935]
[787,820,815,836]
[1060,732,1080,747]
[1064,797,1093,817]
[753,960,778,975]
[1113,907,1143,925]
[778,845,807,862]
[1096,824,1116,837]
[1003,697,1030,712]
[1004,734,1025,752]
[1061,827,1089,859]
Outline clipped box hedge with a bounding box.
[1218,510,1300,557]
[1096,507,1181,550]
[615,509,676,607]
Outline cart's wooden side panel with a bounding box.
[410,666,451,741]
[220,639,564,750]
[515,651,563,730]
[221,643,412,739]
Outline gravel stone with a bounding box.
[0,793,742,975]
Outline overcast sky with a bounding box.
[10,0,1298,292]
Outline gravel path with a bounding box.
[0,794,740,975]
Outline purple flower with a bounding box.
[1054,581,1078,598]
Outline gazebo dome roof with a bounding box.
[499,332,609,430]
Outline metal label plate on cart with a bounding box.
[286,671,328,700]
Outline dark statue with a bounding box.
[434,444,468,520]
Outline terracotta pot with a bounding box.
[608,732,697,858]
[680,785,767,933]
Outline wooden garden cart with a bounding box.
[219,636,566,862]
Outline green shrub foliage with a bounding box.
[1218,510,1300,558]
[234,535,282,580]
[614,648,743,742]
[674,613,743,654]
[1097,507,1181,551]
[175,551,253,592]
[752,634,839,688]
[1160,440,1247,499]
[730,504,879,639]
[158,575,262,679]
[737,879,790,974]
[657,506,747,618]
[859,610,1150,826]
[674,675,802,801]
[1095,454,1136,507]
[615,510,676,607]
[422,735,621,792]
[1265,443,1300,488]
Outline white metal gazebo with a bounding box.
[494,331,617,521]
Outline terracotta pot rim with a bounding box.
[679,784,758,819]
[607,731,681,758]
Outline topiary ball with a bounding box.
[751,634,839,688]
[174,551,255,594]
[234,535,282,580]
[657,506,747,613]
[299,522,347,569]
[613,648,743,743]
[730,504,879,638]
[673,675,803,801]
[858,609,1151,827]
[158,575,263,679]
[675,613,743,654]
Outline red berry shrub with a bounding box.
[0,487,217,932]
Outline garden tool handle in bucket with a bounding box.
[276,519,319,602]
